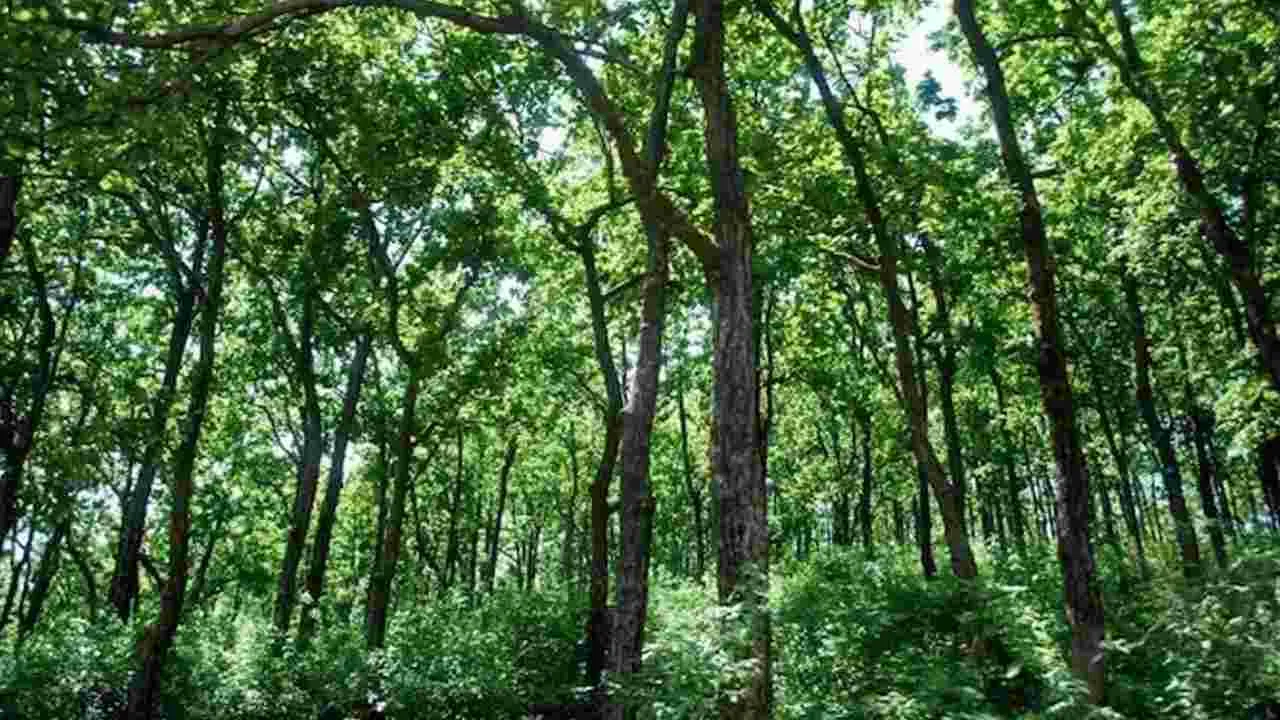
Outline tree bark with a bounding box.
[299,331,372,645]
[990,368,1027,551]
[17,515,66,642]
[127,106,230,717]
[1123,270,1201,577]
[689,2,770,717]
[956,0,1105,702]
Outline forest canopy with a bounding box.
[1,0,1279,718]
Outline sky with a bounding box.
[892,0,981,139]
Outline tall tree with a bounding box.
[955,0,1106,702]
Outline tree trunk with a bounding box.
[1095,399,1147,569]
[1,231,58,555]
[1123,270,1201,577]
[1189,406,1228,569]
[608,221,670,720]
[127,110,230,717]
[859,414,874,556]
[990,369,1027,551]
[110,279,196,622]
[365,369,419,650]
[956,0,1105,702]
[1095,0,1280,393]
[1261,437,1280,530]
[483,436,518,593]
[560,425,580,589]
[0,175,16,271]
[688,2,770,716]
[758,0,976,580]
[366,432,390,626]
[273,271,324,639]
[444,425,465,591]
[677,380,706,581]
[17,515,66,642]
[299,331,372,645]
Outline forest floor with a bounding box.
[3,538,1279,719]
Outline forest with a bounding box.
[1,0,1279,718]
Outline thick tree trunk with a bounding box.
[127,112,230,717]
[299,332,372,645]
[1123,271,1201,577]
[366,370,419,650]
[956,0,1105,702]
[688,2,770,717]
[483,436,518,593]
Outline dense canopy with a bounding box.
[2,0,1279,718]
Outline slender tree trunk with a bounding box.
[0,524,34,633]
[67,534,98,623]
[110,289,196,622]
[299,332,372,645]
[1189,406,1228,569]
[0,175,17,272]
[859,414,874,556]
[444,426,465,591]
[1096,400,1147,569]
[991,369,1027,551]
[956,0,1105,701]
[17,516,66,642]
[484,436,518,593]
[608,215,670,720]
[1093,0,1280,393]
[273,280,324,639]
[917,465,936,577]
[757,0,976,580]
[2,231,58,555]
[560,426,579,589]
[127,110,230,717]
[366,432,390,627]
[366,369,419,650]
[677,381,706,581]
[1123,271,1201,577]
